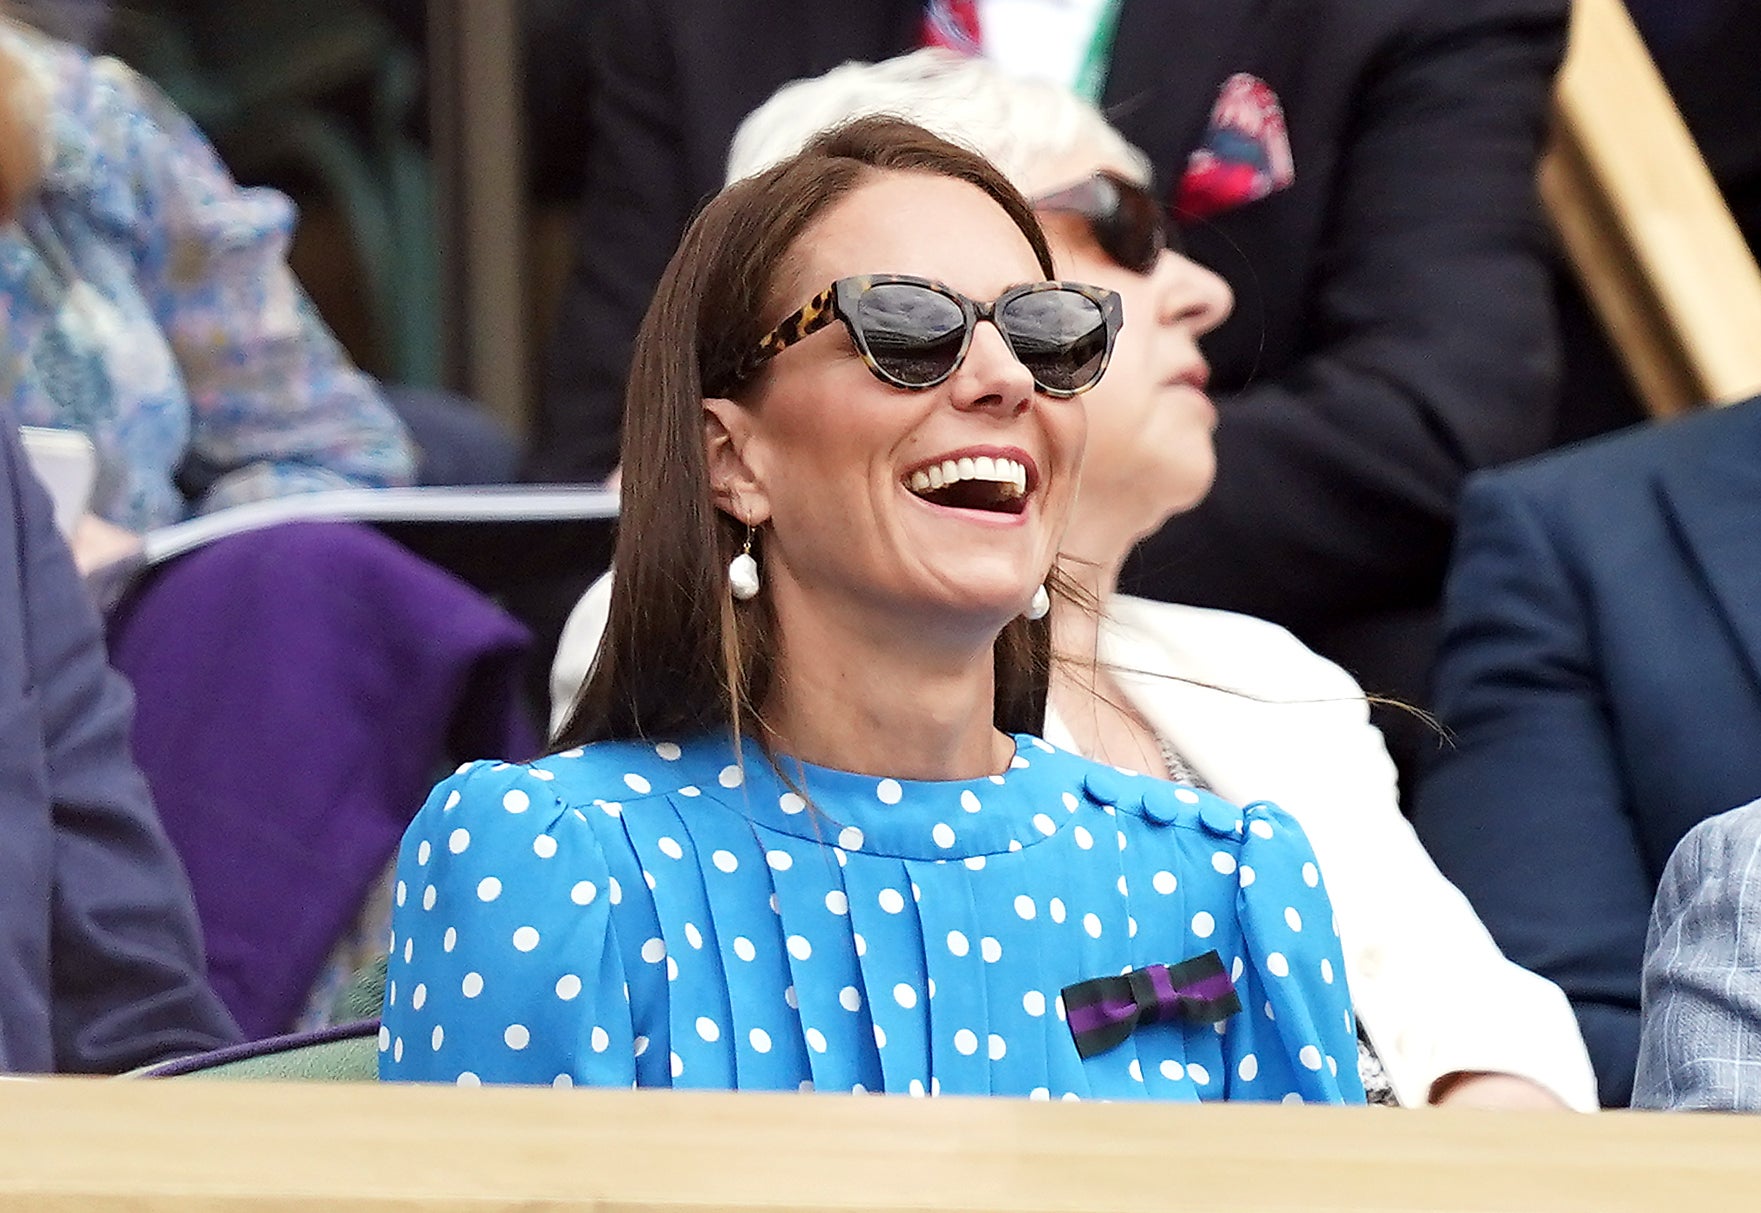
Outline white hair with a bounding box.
[724,49,1151,195]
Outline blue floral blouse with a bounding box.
[0,27,413,530]
[380,732,1365,1103]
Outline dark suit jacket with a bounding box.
[0,420,237,1072]
[532,0,1569,733]
[1413,398,1761,1106]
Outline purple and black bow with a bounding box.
[1062,951,1242,1059]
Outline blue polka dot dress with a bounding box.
[378,734,1364,1103]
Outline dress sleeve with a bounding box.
[95,57,415,511]
[379,761,634,1088]
[1232,801,1364,1103]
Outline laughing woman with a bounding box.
[379,118,1361,1102]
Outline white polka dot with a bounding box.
[945,930,970,957]
[1049,897,1067,923]
[1267,952,1290,978]
[665,956,679,982]
[477,876,502,902]
[989,1034,1007,1060]
[1128,1059,1143,1083]
[839,985,862,1012]
[696,1017,720,1042]
[658,836,684,860]
[597,801,622,818]
[442,927,457,953]
[1116,875,1130,896]
[1329,1054,1339,1076]
[533,834,558,859]
[1238,1054,1259,1082]
[1299,1044,1323,1071]
[964,856,986,871]
[444,790,462,811]
[403,938,413,963]
[503,789,531,813]
[1032,813,1056,836]
[838,826,864,851]
[671,1052,684,1078]
[1159,1059,1185,1081]
[410,983,427,1011]
[1153,870,1177,895]
[928,978,937,1000]
[1023,990,1046,1017]
[759,849,789,872]
[1068,825,1093,851]
[893,983,918,1009]
[1061,792,1080,813]
[1250,819,1274,840]
[430,1024,444,1050]
[640,938,666,964]
[655,741,682,761]
[719,765,744,788]
[1285,906,1303,932]
[1232,955,1245,982]
[876,779,903,805]
[679,786,700,797]
[1129,916,1138,937]
[395,880,407,907]
[505,1024,530,1050]
[878,888,905,914]
[1029,1087,1050,1100]
[811,890,843,919]
[643,870,656,890]
[634,1036,649,1057]
[1191,911,1216,938]
[512,926,540,952]
[585,1026,607,1054]
[456,1071,479,1087]
[608,878,622,905]
[732,936,756,962]
[749,1028,772,1053]
[555,974,582,1001]
[448,828,470,854]
[530,769,556,782]
[932,822,956,848]
[873,1024,888,1049]
[1188,1063,1211,1087]
[1303,862,1320,888]
[778,792,806,815]
[422,885,437,911]
[1055,995,1067,1021]
[1082,913,1103,939]
[953,1029,979,1056]
[684,922,703,950]
[1174,787,1202,805]
[805,1028,828,1054]
[1321,958,1334,984]
[908,1079,925,1097]
[1238,864,1256,888]
[981,937,1003,963]
[787,935,812,960]
[853,933,867,957]
[570,880,597,906]
[416,840,432,866]
[706,850,737,875]
[1212,851,1237,875]
[911,883,922,903]
[961,790,982,813]
[1014,895,1037,920]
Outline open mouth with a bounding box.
[905,455,1031,516]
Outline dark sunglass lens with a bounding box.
[999,291,1110,393]
[1102,178,1168,273]
[855,283,968,385]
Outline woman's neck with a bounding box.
[756,583,1012,782]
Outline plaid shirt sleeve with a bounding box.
[1635,799,1761,1110]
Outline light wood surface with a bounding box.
[0,1078,1758,1211]
[1542,0,1761,416]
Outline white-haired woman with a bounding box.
[552,50,1597,1110]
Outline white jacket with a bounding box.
[551,579,1596,1108]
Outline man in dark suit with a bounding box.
[1413,397,1761,1106]
[531,0,1571,752]
[0,418,238,1072]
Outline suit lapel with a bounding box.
[1101,0,1273,188]
[1653,407,1761,693]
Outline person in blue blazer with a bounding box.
[1413,397,1761,1106]
[0,416,238,1072]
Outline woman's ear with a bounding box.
[702,397,772,525]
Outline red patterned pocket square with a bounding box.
[1174,73,1295,222]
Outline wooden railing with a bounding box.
[0,1078,1760,1209]
[1541,0,1761,417]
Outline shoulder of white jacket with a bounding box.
[1104,595,1364,700]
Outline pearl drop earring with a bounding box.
[1025,583,1050,620]
[728,525,760,601]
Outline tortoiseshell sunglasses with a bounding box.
[716,274,1124,397]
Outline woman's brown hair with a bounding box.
[554,115,1059,752]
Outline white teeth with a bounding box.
[906,456,1029,496]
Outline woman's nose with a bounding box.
[1156,250,1235,335]
[951,320,1036,415]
